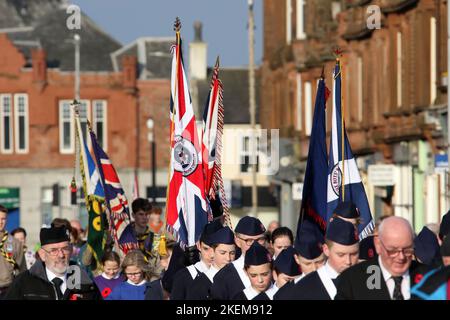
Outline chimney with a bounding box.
[189,21,207,81]
[31,48,47,84]
[122,55,137,93]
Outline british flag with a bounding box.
[166,18,208,247]
[201,57,231,227]
[89,130,138,254]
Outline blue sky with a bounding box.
[71,0,263,67]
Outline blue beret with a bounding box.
[295,220,324,259]
[414,226,441,265]
[209,226,235,245]
[326,218,359,245]
[439,210,450,239]
[40,224,70,246]
[235,216,266,236]
[200,219,224,246]
[274,246,301,276]
[359,235,377,260]
[244,242,272,266]
[333,201,359,219]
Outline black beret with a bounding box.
[244,242,271,266]
[235,216,266,236]
[208,226,235,245]
[295,220,324,259]
[200,219,224,246]
[274,246,301,276]
[414,226,441,265]
[40,225,70,246]
[333,201,360,219]
[326,218,359,246]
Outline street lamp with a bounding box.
[147,118,156,204]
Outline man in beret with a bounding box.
[186,226,236,299]
[335,216,428,300]
[267,246,301,299]
[232,242,273,300]
[4,224,102,300]
[274,220,326,299]
[169,219,221,299]
[284,218,360,300]
[210,216,267,300]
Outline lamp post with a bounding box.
[147,118,156,204]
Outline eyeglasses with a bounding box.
[378,239,414,258]
[237,236,266,246]
[125,272,143,277]
[42,246,72,256]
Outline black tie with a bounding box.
[392,276,404,300]
[51,278,64,300]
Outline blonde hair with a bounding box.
[121,250,151,280]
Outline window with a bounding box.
[286,0,292,43]
[14,94,28,153]
[0,94,13,153]
[296,0,306,40]
[59,99,101,154]
[357,57,363,122]
[93,100,107,150]
[296,73,302,130]
[41,187,53,226]
[304,81,312,135]
[59,100,74,153]
[430,17,437,105]
[396,31,402,108]
[240,133,260,173]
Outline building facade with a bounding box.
[261,0,448,232]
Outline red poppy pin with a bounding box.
[102,287,112,298]
[368,249,374,258]
[414,274,424,284]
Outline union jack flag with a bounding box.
[89,130,138,254]
[166,18,208,247]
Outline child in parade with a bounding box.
[93,251,126,298]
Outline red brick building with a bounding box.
[0,1,172,244]
[261,0,448,231]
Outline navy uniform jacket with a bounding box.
[286,271,332,300]
[144,279,164,300]
[170,260,209,300]
[232,287,272,300]
[273,280,295,300]
[186,273,212,300]
[210,256,250,300]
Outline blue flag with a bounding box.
[297,78,329,241]
[327,61,374,239]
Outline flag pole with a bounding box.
[334,48,345,202]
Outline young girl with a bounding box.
[94,251,125,298]
[106,250,150,300]
[271,227,293,259]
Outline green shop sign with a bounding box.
[0,188,20,209]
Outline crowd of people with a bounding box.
[0,199,449,300]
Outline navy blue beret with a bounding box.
[209,226,235,245]
[333,201,360,219]
[294,220,324,259]
[244,242,272,266]
[325,218,359,245]
[200,219,224,246]
[235,216,266,236]
[414,226,441,265]
[274,246,301,276]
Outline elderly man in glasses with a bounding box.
[335,216,430,300]
[4,224,101,300]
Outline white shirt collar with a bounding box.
[205,265,220,283]
[46,268,66,283]
[126,279,147,286]
[265,283,278,300]
[195,259,210,273]
[233,254,245,267]
[323,261,340,279]
[101,272,122,280]
[243,286,261,300]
